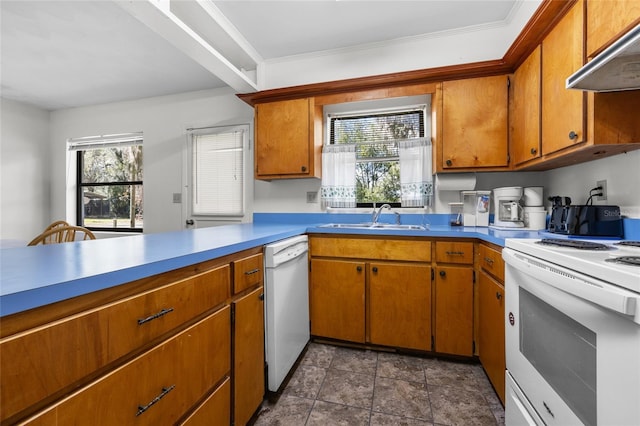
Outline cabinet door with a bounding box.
[587,0,640,57]
[369,263,431,351]
[25,308,231,426]
[233,286,265,426]
[310,259,365,343]
[478,271,505,404]
[442,75,509,169]
[511,45,542,166]
[255,98,311,177]
[180,378,231,426]
[434,266,474,356]
[541,0,585,156]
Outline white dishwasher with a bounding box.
[264,235,310,392]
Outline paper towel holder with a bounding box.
[435,173,477,192]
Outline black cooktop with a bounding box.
[606,256,640,267]
[614,241,640,248]
[536,238,611,250]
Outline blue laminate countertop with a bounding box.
[0,223,307,317]
[4,212,636,318]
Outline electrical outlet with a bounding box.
[306,191,318,203]
[172,193,182,203]
[596,180,607,201]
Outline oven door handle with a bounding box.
[503,249,639,319]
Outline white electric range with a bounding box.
[503,237,640,426]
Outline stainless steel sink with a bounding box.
[318,223,426,230]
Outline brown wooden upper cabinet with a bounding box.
[587,0,640,57]
[440,75,509,171]
[511,45,542,167]
[511,0,640,170]
[254,98,322,180]
[541,0,585,157]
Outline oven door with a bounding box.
[504,248,640,426]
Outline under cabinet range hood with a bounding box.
[567,23,640,92]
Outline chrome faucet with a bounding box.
[371,203,391,224]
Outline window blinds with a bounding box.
[67,132,143,151]
[330,110,424,161]
[191,128,245,216]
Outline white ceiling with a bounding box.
[1,0,533,111]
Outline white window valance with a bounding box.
[67,132,143,151]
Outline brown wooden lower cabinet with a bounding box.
[310,258,366,343]
[478,270,506,404]
[180,378,231,426]
[22,308,231,425]
[309,236,433,352]
[232,286,265,426]
[434,265,474,356]
[3,248,266,426]
[369,262,431,351]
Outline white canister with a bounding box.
[524,207,547,229]
[523,186,544,206]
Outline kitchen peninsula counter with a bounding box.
[0,213,548,317]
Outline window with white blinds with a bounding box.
[191,127,246,216]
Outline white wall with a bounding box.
[545,150,640,217]
[0,98,51,241]
[49,88,254,234]
[260,0,541,90]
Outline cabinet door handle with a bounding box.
[356,266,363,272]
[568,130,578,140]
[484,257,494,265]
[301,166,307,172]
[372,266,378,273]
[445,159,453,167]
[259,293,265,301]
[138,308,174,325]
[439,270,446,277]
[496,292,502,300]
[530,147,537,155]
[244,268,260,275]
[136,385,175,416]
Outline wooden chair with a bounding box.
[28,226,96,246]
[43,220,70,232]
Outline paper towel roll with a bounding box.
[435,173,477,191]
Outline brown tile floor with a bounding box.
[253,343,505,426]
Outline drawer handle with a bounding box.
[245,268,260,275]
[446,251,465,256]
[136,385,175,416]
[138,308,174,325]
[484,257,494,265]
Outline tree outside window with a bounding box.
[331,110,424,206]
[77,145,143,231]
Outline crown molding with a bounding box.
[238,0,576,106]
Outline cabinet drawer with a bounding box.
[435,242,473,264]
[24,307,231,426]
[1,266,230,423]
[180,378,230,426]
[478,244,504,282]
[310,237,430,262]
[233,253,264,294]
